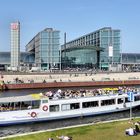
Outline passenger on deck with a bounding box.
[27,105,32,109]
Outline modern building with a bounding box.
[122,53,140,71]
[0,52,34,70]
[61,27,121,70]
[10,21,20,68]
[26,28,60,70]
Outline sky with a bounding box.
[0,0,140,53]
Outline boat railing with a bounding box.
[48,92,129,101]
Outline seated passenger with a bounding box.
[48,138,53,140]
[125,127,136,136]
[27,105,32,109]
[56,135,72,140]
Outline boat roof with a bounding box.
[0,94,48,103]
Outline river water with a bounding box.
[0,88,140,137]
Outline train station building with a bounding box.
[61,27,121,71]
[1,26,140,72]
[25,28,60,71]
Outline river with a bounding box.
[0,88,140,137]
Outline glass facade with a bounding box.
[62,48,97,68]
[26,28,60,70]
[0,52,34,70]
[66,49,97,64]
[100,28,121,69]
[62,27,121,70]
[122,53,140,64]
[10,22,20,67]
[0,52,10,65]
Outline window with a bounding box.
[82,101,99,108]
[0,100,40,111]
[101,99,115,106]
[118,98,124,104]
[61,104,70,111]
[70,103,80,109]
[135,95,140,101]
[50,105,59,112]
[31,100,40,109]
[42,100,48,103]
[61,103,80,111]
[125,98,130,103]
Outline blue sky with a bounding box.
[0,0,140,53]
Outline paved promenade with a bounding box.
[1,72,140,84]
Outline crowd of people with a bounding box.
[41,86,140,100]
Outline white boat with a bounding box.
[0,90,140,126]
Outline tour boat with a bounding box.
[0,90,140,126]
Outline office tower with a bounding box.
[10,21,20,68]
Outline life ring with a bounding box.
[31,112,37,118]
[42,105,48,111]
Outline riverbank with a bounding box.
[2,117,140,140]
[1,72,140,90]
[1,72,140,84]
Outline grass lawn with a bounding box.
[4,118,140,140]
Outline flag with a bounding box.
[127,92,134,102]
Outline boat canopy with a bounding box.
[103,88,118,91]
[0,94,48,103]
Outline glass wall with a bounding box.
[100,29,121,69]
[62,48,97,68]
[40,30,60,70]
[0,52,35,64]
[62,27,121,70]
[26,28,60,70]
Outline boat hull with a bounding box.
[0,105,137,126]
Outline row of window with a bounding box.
[1,96,140,112]
[49,96,140,112]
[0,100,40,112]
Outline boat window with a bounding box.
[42,100,48,103]
[118,98,124,104]
[32,100,40,109]
[70,103,80,110]
[82,101,99,108]
[135,95,140,101]
[0,100,40,112]
[101,99,115,106]
[125,97,130,103]
[61,104,70,111]
[61,103,80,111]
[50,105,59,112]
